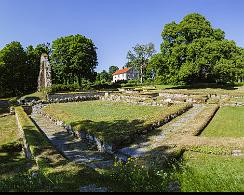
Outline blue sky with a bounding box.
[0,0,244,72]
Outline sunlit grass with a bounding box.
[179,151,244,192]
[201,107,244,137]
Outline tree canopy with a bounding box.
[150,13,243,84]
[51,34,98,85]
[109,66,119,75]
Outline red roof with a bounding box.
[113,67,131,75]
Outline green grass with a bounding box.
[201,107,244,137]
[0,112,31,188]
[179,151,244,192]
[43,101,191,145]
[0,114,20,146]
[22,91,47,101]
[12,106,123,192]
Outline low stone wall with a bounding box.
[100,94,170,107]
[47,92,105,102]
[102,93,208,105]
[159,93,209,104]
[19,93,104,106]
[15,109,32,160]
[221,102,244,107]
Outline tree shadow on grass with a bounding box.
[0,151,33,177]
[69,119,157,149]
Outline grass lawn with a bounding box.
[0,114,20,146]
[201,107,244,137]
[179,151,244,192]
[43,101,190,145]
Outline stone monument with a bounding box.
[38,53,52,91]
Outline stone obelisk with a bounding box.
[38,53,52,91]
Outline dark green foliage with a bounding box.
[48,83,81,93]
[0,42,51,98]
[109,66,119,75]
[91,82,122,91]
[96,70,111,83]
[0,42,28,97]
[121,80,140,87]
[96,66,119,84]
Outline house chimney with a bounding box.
[122,66,125,69]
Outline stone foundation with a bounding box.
[47,92,105,102]
[34,102,193,155]
[159,93,209,104]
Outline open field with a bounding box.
[201,107,244,137]
[43,101,190,145]
[179,151,244,192]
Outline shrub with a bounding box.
[121,80,140,87]
[111,157,179,192]
[48,83,80,93]
[91,82,122,90]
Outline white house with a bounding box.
[112,67,138,83]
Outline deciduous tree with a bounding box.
[51,34,98,85]
[127,43,156,83]
[154,13,240,84]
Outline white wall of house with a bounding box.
[113,69,138,83]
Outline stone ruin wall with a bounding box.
[38,54,52,91]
